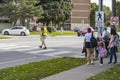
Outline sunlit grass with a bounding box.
[0,36,11,39]
[88,64,120,80]
[0,57,86,80]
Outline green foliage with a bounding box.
[47,26,56,33]
[90,3,111,27]
[116,1,120,15]
[0,0,43,26]
[47,26,52,33]
[38,0,73,25]
[116,1,120,26]
[0,57,86,80]
[103,5,111,26]
[90,3,98,27]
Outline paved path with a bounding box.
[41,53,120,80]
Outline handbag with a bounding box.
[90,33,97,48]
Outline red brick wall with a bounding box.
[71,0,90,24]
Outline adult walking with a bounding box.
[39,23,47,49]
[102,27,110,56]
[107,28,117,64]
[84,28,95,65]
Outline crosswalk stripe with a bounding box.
[27,49,55,54]
[43,51,70,56]
[0,46,29,50]
[0,44,71,57]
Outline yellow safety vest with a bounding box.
[43,27,47,36]
[40,26,47,36]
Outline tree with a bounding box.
[90,3,111,27]
[116,1,120,25]
[0,0,43,27]
[103,5,111,26]
[37,0,72,26]
[90,3,98,27]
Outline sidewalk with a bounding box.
[41,53,120,80]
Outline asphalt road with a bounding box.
[0,35,84,69]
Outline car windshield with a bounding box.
[10,26,25,30]
[81,27,89,30]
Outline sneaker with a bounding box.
[113,62,117,64]
[39,46,42,48]
[86,62,90,65]
[91,61,94,65]
[91,62,94,65]
[43,47,47,49]
[99,63,103,66]
[108,62,112,64]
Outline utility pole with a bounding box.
[98,0,103,11]
[97,0,103,36]
[111,0,116,29]
[112,0,116,16]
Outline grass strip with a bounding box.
[0,57,86,80]
[0,36,11,39]
[48,31,76,36]
[87,64,120,80]
[30,31,40,35]
[30,31,76,36]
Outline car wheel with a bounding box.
[4,31,9,35]
[20,32,26,36]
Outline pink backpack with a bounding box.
[99,47,107,58]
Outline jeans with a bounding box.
[100,57,103,64]
[109,46,117,63]
[95,48,99,58]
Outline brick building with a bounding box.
[70,0,90,30]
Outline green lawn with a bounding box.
[0,36,11,39]
[30,31,40,35]
[30,31,76,36]
[48,31,76,36]
[87,64,120,80]
[0,57,86,80]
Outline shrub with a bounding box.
[47,26,56,33]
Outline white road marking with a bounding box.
[27,49,55,54]
[0,57,36,65]
[0,44,71,57]
[43,51,70,56]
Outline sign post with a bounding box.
[95,11,104,36]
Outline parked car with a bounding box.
[77,27,94,36]
[74,26,80,32]
[2,26,30,36]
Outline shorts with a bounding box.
[85,42,91,48]
[40,36,47,42]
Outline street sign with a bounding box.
[95,11,104,28]
[95,11,104,36]
[110,16,119,25]
[95,11,104,22]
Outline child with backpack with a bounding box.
[102,27,110,56]
[98,41,107,65]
